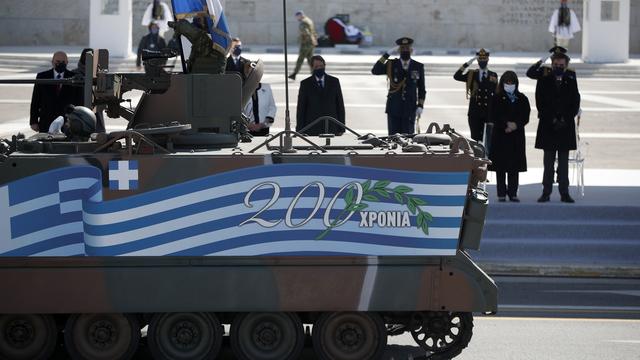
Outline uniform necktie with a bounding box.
[317,79,323,88]
[252,92,260,124]
[56,74,62,95]
[481,71,486,82]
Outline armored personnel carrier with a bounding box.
[0,43,495,360]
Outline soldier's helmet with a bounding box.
[66,106,97,137]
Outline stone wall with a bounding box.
[0,0,638,54]
[224,0,585,52]
[632,0,639,53]
[0,0,89,46]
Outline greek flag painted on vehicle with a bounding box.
[0,164,469,257]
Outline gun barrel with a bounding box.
[0,78,81,85]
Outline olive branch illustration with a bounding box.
[316,180,433,240]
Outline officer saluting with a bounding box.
[527,46,581,203]
[372,37,426,135]
[454,48,498,142]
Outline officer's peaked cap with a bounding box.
[395,37,414,46]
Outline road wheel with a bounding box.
[312,312,386,360]
[230,312,304,360]
[64,313,139,360]
[0,314,57,360]
[410,311,473,360]
[147,312,222,360]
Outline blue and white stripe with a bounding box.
[0,166,101,256]
[0,164,470,257]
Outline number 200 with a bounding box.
[239,181,363,228]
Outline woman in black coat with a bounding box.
[488,71,531,202]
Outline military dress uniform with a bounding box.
[527,46,581,202]
[453,49,497,142]
[371,37,426,135]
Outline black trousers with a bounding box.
[543,149,570,196]
[496,171,519,198]
[468,116,486,142]
[387,115,415,135]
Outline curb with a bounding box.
[480,262,640,279]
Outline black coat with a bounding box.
[136,33,167,67]
[453,67,498,119]
[296,74,345,136]
[225,55,250,81]
[371,56,426,118]
[527,63,581,151]
[30,69,77,132]
[488,91,531,172]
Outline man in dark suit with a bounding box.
[527,46,581,203]
[225,37,250,82]
[371,37,426,135]
[30,51,77,133]
[454,48,498,141]
[296,55,345,136]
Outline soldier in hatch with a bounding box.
[169,16,227,74]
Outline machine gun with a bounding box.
[0,48,263,151]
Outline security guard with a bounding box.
[454,48,498,141]
[371,37,426,135]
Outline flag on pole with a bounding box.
[172,0,231,54]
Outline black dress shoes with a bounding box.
[537,194,550,203]
[498,197,506,202]
[561,194,575,203]
[509,196,520,203]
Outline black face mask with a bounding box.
[478,60,488,69]
[313,68,326,78]
[553,67,565,77]
[233,46,242,56]
[54,62,67,73]
[400,51,411,61]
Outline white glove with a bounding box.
[48,116,65,134]
[464,56,477,67]
[416,107,423,117]
[387,46,398,55]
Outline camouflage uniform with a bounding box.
[171,19,226,74]
[291,16,317,77]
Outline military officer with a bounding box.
[527,46,580,203]
[453,48,498,142]
[371,37,426,135]
[288,11,318,80]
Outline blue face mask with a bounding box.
[233,46,242,56]
[313,68,325,78]
[150,27,159,35]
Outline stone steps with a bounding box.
[470,202,640,277]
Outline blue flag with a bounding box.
[172,0,231,54]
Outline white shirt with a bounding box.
[315,75,325,88]
[478,69,487,81]
[548,8,582,40]
[401,60,410,70]
[53,70,64,79]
